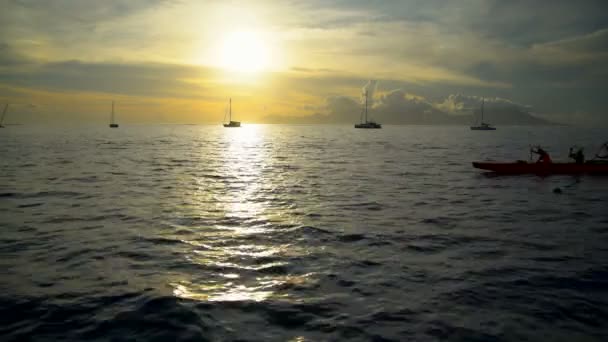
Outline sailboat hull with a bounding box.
[355,122,382,129]
[223,121,241,127]
[109,124,119,128]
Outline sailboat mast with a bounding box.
[0,104,8,125]
[111,101,115,124]
[364,90,368,123]
[229,98,232,122]
[481,98,484,124]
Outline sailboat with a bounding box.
[0,104,7,128]
[109,101,119,128]
[470,98,495,130]
[354,90,381,129]
[223,98,241,127]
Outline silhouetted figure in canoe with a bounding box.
[569,147,585,164]
[531,146,552,164]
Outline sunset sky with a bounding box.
[1,0,607,124]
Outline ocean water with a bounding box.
[1,124,608,341]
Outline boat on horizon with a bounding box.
[0,104,8,128]
[223,98,241,128]
[470,98,495,130]
[355,89,381,129]
[109,101,119,128]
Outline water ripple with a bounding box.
[1,125,608,341]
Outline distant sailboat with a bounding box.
[223,98,241,128]
[354,90,381,129]
[470,98,495,130]
[109,101,119,128]
[0,104,7,128]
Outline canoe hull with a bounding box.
[473,162,608,174]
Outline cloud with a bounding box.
[530,28,608,65]
[371,89,464,124]
[324,95,361,122]
[284,0,607,86]
[473,0,608,46]
[0,52,562,125]
[435,94,549,125]
[265,82,548,125]
[281,82,447,124]
[290,66,335,73]
[0,59,215,99]
[361,80,377,103]
[0,43,31,67]
[0,0,181,62]
[1,0,174,29]
[296,104,320,111]
[435,94,531,115]
[2,1,608,124]
[291,0,608,47]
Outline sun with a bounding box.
[220,31,271,72]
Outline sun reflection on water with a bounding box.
[168,124,314,302]
[220,124,266,219]
[171,272,314,302]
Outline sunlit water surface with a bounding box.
[1,124,608,341]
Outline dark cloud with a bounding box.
[530,28,608,62]
[0,43,30,67]
[476,0,608,46]
[291,0,608,46]
[0,0,177,49]
[5,0,174,22]
[0,59,214,98]
[289,0,453,27]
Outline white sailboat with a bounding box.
[223,98,241,127]
[0,104,7,128]
[354,90,381,129]
[109,101,119,128]
[470,98,495,130]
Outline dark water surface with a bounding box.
[1,125,608,341]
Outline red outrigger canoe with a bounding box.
[473,161,608,174]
